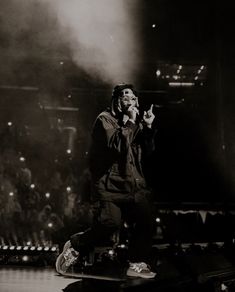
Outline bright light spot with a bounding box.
[173,75,179,80]
[44,247,49,251]
[26,241,31,246]
[166,75,170,79]
[194,76,198,80]
[156,217,161,223]
[37,247,43,251]
[30,246,36,251]
[108,249,115,255]
[120,244,126,249]
[10,246,15,250]
[156,70,161,77]
[200,65,204,70]
[197,69,201,74]
[177,69,180,74]
[22,255,29,262]
[30,184,35,189]
[66,186,71,192]
[48,222,53,228]
[23,246,29,250]
[19,157,25,162]
[9,192,14,197]
[169,82,194,87]
[17,246,22,250]
[45,192,50,198]
[67,94,72,98]
[3,246,8,250]
[178,65,182,69]
[7,122,12,126]
[152,24,156,28]
[66,149,72,154]
[51,247,57,252]
[60,61,64,65]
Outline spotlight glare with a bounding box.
[8,122,13,126]
[23,246,29,250]
[9,192,14,196]
[30,184,35,189]
[66,186,71,192]
[48,222,53,228]
[37,247,43,251]
[156,70,161,77]
[10,246,15,250]
[17,246,22,250]
[22,255,29,262]
[51,247,57,252]
[45,192,50,198]
[156,217,161,223]
[44,247,49,251]
[66,149,72,154]
[19,157,25,162]
[3,246,9,250]
[30,246,36,251]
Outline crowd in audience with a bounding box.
[0,123,93,247]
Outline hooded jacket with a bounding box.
[89,109,156,202]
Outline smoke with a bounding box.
[42,0,142,85]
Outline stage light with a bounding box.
[200,65,204,70]
[23,246,29,251]
[45,192,50,198]
[178,65,182,69]
[9,192,14,197]
[66,186,71,192]
[37,247,43,251]
[194,76,198,80]
[30,246,36,251]
[19,156,25,162]
[156,217,161,223]
[7,122,12,126]
[30,184,35,189]
[22,255,29,262]
[66,149,72,154]
[60,61,64,65]
[10,246,15,250]
[26,241,31,246]
[16,246,22,250]
[156,70,161,77]
[51,247,57,252]
[48,222,53,228]
[3,246,8,250]
[44,247,50,251]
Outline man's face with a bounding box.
[118,88,138,113]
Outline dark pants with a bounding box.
[70,192,155,263]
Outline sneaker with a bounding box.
[55,240,79,275]
[126,262,156,279]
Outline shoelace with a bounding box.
[64,248,78,267]
[130,262,149,273]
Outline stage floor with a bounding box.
[0,264,193,292]
[0,266,81,292]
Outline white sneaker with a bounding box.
[55,240,79,275]
[126,262,156,279]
